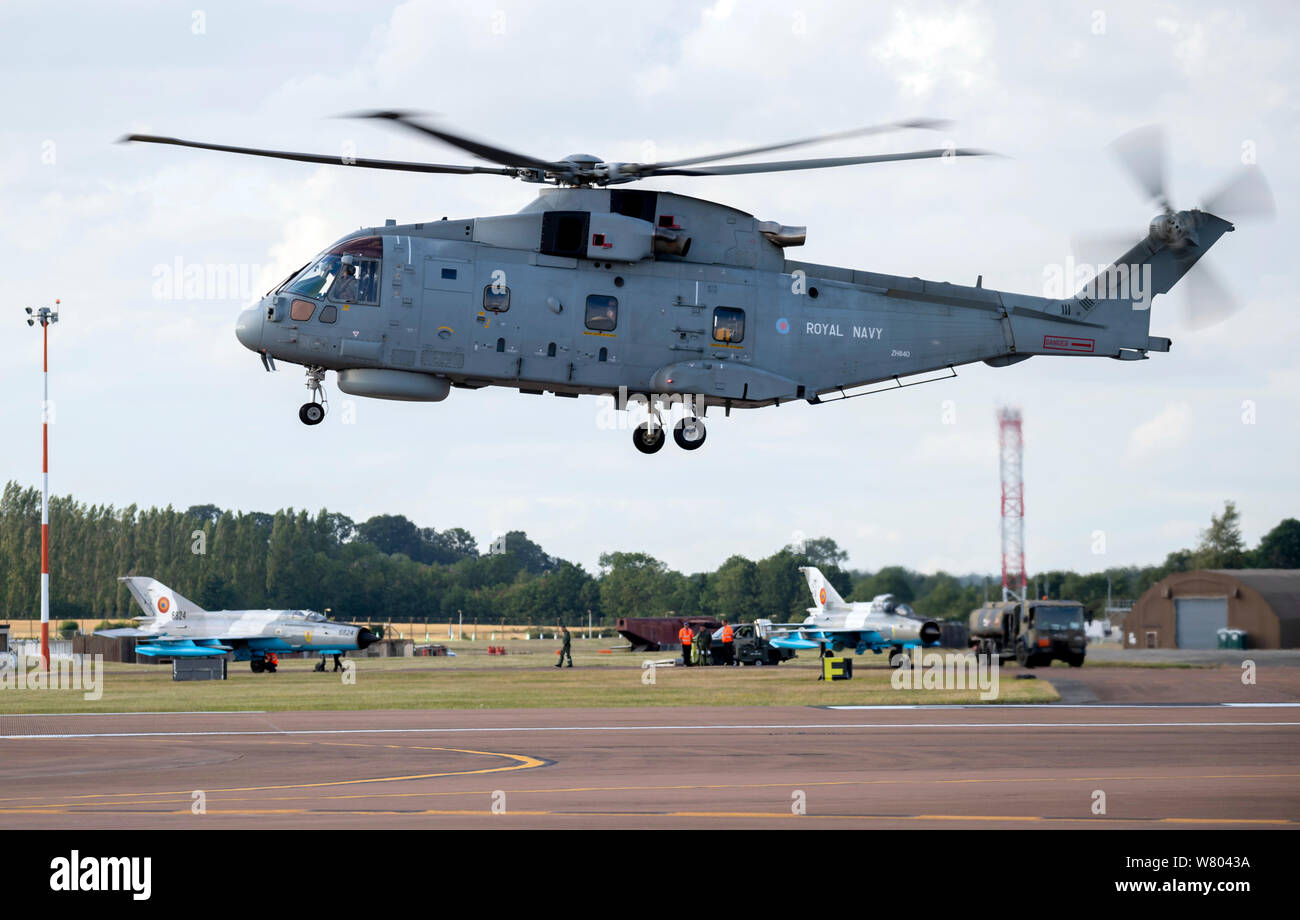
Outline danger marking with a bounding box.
[1043,335,1094,353]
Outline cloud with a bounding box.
[871,4,996,97]
[1128,402,1193,458]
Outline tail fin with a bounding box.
[118,577,206,623]
[799,566,845,610]
[1074,211,1234,349]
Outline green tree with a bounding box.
[1193,501,1246,569]
[1253,518,1300,568]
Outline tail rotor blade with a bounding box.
[1181,261,1240,331]
[1201,165,1275,221]
[1110,125,1168,209]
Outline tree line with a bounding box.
[1,482,1295,625]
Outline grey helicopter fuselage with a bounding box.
[235,184,1230,446]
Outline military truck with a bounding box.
[968,599,1087,667]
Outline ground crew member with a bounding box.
[332,652,343,672]
[700,624,713,665]
[691,626,705,666]
[720,619,735,666]
[679,621,695,666]
[555,624,573,668]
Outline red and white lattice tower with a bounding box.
[998,407,1026,602]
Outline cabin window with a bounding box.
[598,347,608,362]
[585,294,618,332]
[547,342,557,357]
[496,338,505,353]
[290,299,315,322]
[318,305,337,324]
[483,284,511,313]
[713,307,745,344]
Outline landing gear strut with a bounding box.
[299,366,327,425]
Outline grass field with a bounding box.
[0,642,1058,713]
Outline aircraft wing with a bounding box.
[96,629,237,657]
[132,638,235,658]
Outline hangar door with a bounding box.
[1175,597,1228,649]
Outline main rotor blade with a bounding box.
[1110,125,1168,208]
[121,134,516,175]
[641,147,993,177]
[348,111,556,170]
[1201,165,1275,221]
[635,119,952,171]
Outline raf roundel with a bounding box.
[819,587,827,605]
[775,317,790,335]
[157,596,170,614]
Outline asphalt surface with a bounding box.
[2,693,1298,829]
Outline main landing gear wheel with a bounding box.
[633,422,666,454]
[250,659,265,673]
[299,403,325,425]
[673,416,707,450]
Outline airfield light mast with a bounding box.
[25,301,59,671]
[998,407,1026,603]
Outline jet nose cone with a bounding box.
[356,628,377,650]
[235,304,265,352]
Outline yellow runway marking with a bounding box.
[0,807,1290,826]
[0,745,544,808]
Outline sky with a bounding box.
[1,0,1296,579]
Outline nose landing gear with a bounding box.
[299,366,327,425]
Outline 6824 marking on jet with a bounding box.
[124,116,1271,452]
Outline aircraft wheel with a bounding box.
[1069,654,1085,668]
[299,402,325,426]
[633,422,665,454]
[250,659,265,673]
[673,416,707,450]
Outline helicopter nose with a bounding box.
[235,304,265,353]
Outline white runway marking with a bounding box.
[2,720,1296,741]
[0,710,268,717]
[827,703,1300,710]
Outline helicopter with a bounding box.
[124,115,1271,453]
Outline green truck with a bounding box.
[968,599,1087,668]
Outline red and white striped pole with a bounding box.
[26,300,59,672]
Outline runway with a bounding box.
[1,704,1297,829]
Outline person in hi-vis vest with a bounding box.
[719,620,735,666]
[678,622,695,666]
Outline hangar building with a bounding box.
[1127,569,1300,649]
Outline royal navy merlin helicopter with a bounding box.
[124,115,1271,452]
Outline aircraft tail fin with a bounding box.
[118,576,206,623]
[1072,212,1233,345]
[799,566,845,610]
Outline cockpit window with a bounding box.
[287,235,383,304]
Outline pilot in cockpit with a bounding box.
[331,264,359,302]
